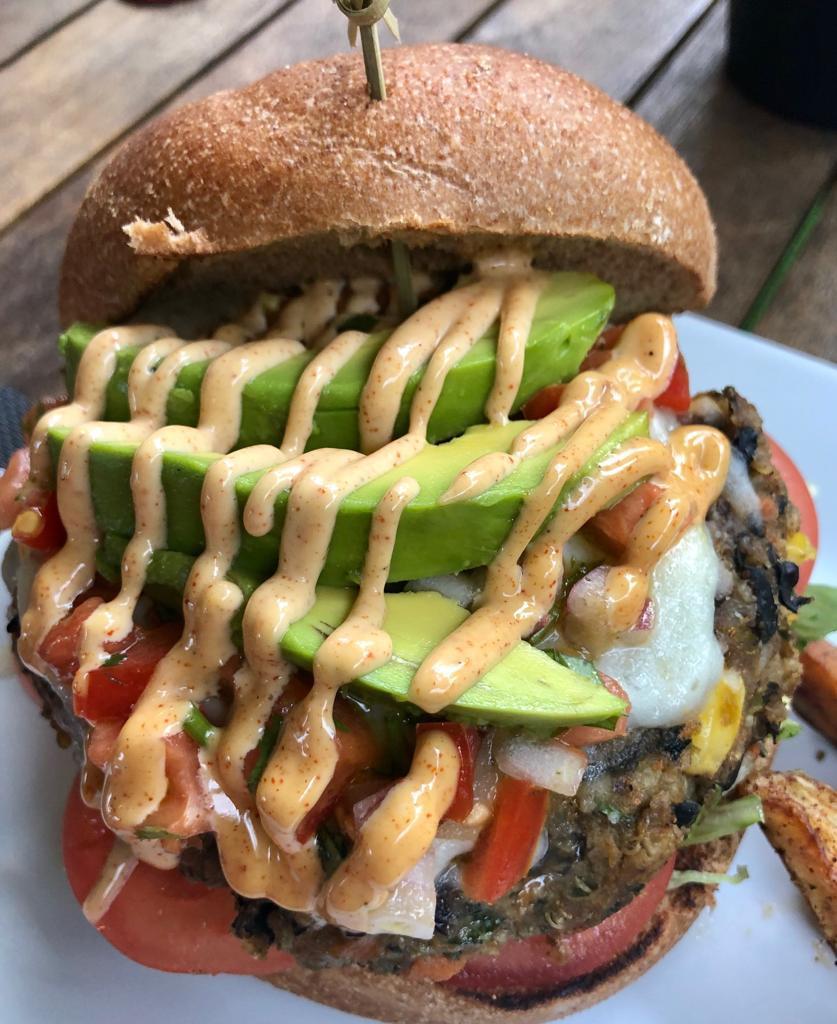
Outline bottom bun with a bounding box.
[264,835,739,1024]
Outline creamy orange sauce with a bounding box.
[256,476,421,856]
[19,261,730,932]
[82,838,137,924]
[323,728,459,926]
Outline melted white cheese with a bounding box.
[596,525,723,727]
[326,830,475,939]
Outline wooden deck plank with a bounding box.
[0,0,292,230]
[633,2,837,329]
[173,0,495,100]
[0,0,97,68]
[755,181,837,363]
[470,0,713,101]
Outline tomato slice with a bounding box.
[460,776,549,904]
[767,436,818,592]
[87,719,122,770]
[562,675,630,746]
[655,354,691,413]
[417,722,480,822]
[75,621,182,722]
[62,779,293,975]
[522,383,565,420]
[586,480,664,556]
[448,855,675,994]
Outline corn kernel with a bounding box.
[787,531,816,566]
[687,670,745,776]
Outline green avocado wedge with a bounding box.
[59,273,614,449]
[284,588,625,729]
[90,541,625,731]
[52,412,648,585]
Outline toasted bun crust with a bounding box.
[59,43,716,328]
[263,836,740,1024]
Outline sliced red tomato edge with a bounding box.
[62,779,293,976]
[63,774,674,984]
[766,435,818,593]
[446,855,675,995]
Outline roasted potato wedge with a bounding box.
[742,770,836,952]
[796,640,837,745]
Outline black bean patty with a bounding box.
[226,389,801,973]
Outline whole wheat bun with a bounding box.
[59,43,716,330]
[264,835,741,1024]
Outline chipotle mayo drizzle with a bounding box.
[20,259,730,930]
[82,838,137,924]
[20,326,172,668]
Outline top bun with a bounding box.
[59,43,716,328]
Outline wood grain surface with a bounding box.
[0,0,834,401]
[0,0,98,68]
[756,180,837,363]
[470,0,713,102]
[634,3,837,333]
[0,0,291,229]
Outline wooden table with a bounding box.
[2,0,835,401]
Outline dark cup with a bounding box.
[727,0,837,130]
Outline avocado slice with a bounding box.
[60,273,614,449]
[90,541,625,730]
[283,588,625,728]
[53,412,648,585]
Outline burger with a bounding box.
[2,43,807,1022]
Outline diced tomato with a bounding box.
[416,722,480,822]
[768,436,818,592]
[577,323,626,373]
[656,353,691,413]
[144,731,212,838]
[12,490,66,551]
[598,324,626,349]
[75,621,182,723]
[295,696,381,843]
[39,597,104,683]
[87,719,122,770]
[586,480,664,556]
[600,672,631,706]
[522,326,627,420]
[62,779,294,975]
[560,719,627,747]
[0,447,31,529]
[448,855,675,994]
[460,776,549,904]
[522,384,565,420]
[561,674,630,746]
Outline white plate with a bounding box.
[1,314,835,1024]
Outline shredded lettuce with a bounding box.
[792,584,837,647]
[778,719,802,742]
[668,864,749,890]
[683,794,764,846]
